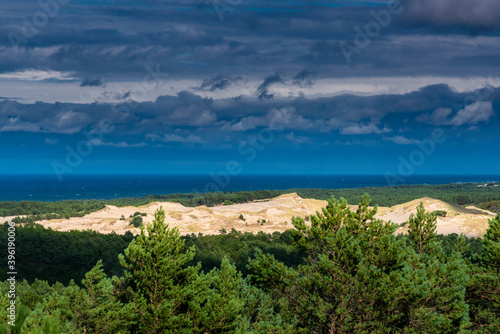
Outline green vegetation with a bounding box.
[0,224,134,285]
[130,216,143,228]
[1,194,499,333]
[130,212,147,217]
[0,200,105,219]
[432,209,447,217]
[480,200,500,213]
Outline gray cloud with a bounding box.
[403,0,500,30]
[0,101,88,134]
[80,77,104,87]
[0,84,497,145]
[292,69,317,88]
[0,1,498,84]
[416,101,495,126]
[256,72,284,100]
[198,75,243,91]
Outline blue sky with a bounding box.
[0,0,499,176]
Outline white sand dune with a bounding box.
[4,194,496,237]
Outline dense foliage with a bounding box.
[0,225,134,285]
[0,200,106,219]
[480,201,500,213]
[0,222,482,287]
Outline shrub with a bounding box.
[432,210,447,217]
[130,216,143,228]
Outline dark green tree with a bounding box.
[249,195,410,333]
[249,195,472,333]
[130,216,143,228]
[70,260,136,333]
[115,207,250,333]
[408,202,437,254]
[466,214,500,332]
[403,202,470,332]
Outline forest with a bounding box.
[1,194,499,333]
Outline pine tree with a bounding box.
[115,207,251,333]
[249,195,410,333]
[407,202,437,255]
[483,214,500,269]
[115,207,202,333]
[403,202,470,332]
[466,214,500,332]
[70,260,136,333]
[249,195,474,333]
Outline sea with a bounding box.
[1,174,499,202]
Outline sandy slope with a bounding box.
[5,194,496,237]
[378,197,496,237]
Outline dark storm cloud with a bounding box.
[0,0,498,81]
[1,85,497,141]
[198,75,243,91]
[256,72,284,100]
[80,77,104,87]
[402,0,500,31]
[292,69,317,88]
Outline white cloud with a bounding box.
[0,107,88,134]
[151,133,205,144]
[44,138,58,145]
[286,132,311,144]
[384,135,421,145]
[224,116,266,131]
[0,70,75,81]
[222,106,313,132]
[449,101,494,126]
[89,139,146,147]
[416,107,453,125]
[417,102,494,127]
[340,122,391,135]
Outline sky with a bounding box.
[0,0,499,177]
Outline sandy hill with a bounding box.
[14,194,496,237]
[378,197,496,237]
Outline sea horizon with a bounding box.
[1,174,499,202]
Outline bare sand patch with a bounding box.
[4,194,495,238]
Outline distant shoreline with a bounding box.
[1,174,500,202]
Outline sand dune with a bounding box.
[378,197,496,237]
[7,194,496,237]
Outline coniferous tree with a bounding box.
[69,260,135,333]
[466,214,500,332]
[115,207,203,333]
[403,202,470,332]
[407,202,438,255]
[483,214,500,269]
[115,207,252,333]
[249,195,410,333]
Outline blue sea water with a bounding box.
[0,174,499,202]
